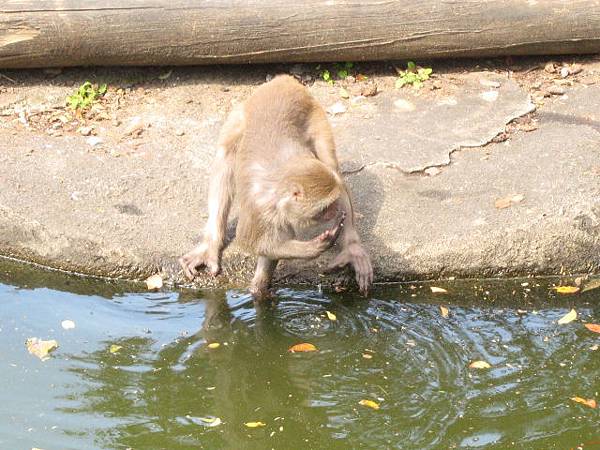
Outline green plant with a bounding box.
[66,81,107,110]
[319,62,355,84]
[395,61,432,89]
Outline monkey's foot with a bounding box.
[178,245,220,280]
[249,285,276,301]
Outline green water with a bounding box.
[0,262,598,450]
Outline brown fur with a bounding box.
[179,75,373,297]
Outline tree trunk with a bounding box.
[1,0,599,68]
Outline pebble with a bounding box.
[560,67,570,78]
[327,101,347,115]
[546,85,566,96]
[87,136,103,147]
[78,126,93,136]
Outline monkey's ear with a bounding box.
[290,183,304,201]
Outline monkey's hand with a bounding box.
[326,242,373,296]
[179,243,220,280]
[310,214,345,256]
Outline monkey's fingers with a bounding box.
[178,257,198,280]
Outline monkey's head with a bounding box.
[279,159,342,228]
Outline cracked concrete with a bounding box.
[0,60,599,290]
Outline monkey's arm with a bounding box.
[259,219,344,260]
[328,187,373,295]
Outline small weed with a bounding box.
[319,62,356,85]
[395,61,432,89]
[66,81,107,110]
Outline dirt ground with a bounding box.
[1,54,599,290]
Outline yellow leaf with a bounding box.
[358,399,380,410]
[430,286,447,294]
[469,360,491,369]
[326,311,337,321]
[145,274,163,290]
[26,338,58,361]
[553,286,580,294]
[109,344,123,354]
[244,421,266,428]
[557,309,577,324]
[584,323,600,334]
[339,87,350,99]
[288,343,317,353]
[440,305,449,318]
[571,397,597,409]
[207,342,220,349]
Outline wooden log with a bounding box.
[1,0,600,68]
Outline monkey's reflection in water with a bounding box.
[168,290,330,449]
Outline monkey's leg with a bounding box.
[306,111,373,293]
[250,257,279,299]
[179,106,245,279]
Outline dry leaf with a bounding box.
[145,274,163,290]
[571,397,597,409]
[557,309,577,324]
[158,70,173,80]
[584,323,600,334]
[109,344,123,354]
[339,88,350,99]
[581,278,600,293]
[207,342,221,349]
[362,353,373,359]
[553,286,580,294]
[440,305,449,318]
[26,338,58,361]
[244,421,266,428]
[495,194,524,209]
[326,311,337,321]
[469,360,491,369]
[358,399,380,410]
[430,286,448,294]
[288,343,317,353]
[61,319,75,330]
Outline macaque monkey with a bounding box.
[179,75,373,297]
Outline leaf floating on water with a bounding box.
[145,274,163,290]
[196,416,222,427]
[584,323,600,334]
[207,342,221,349]
[581,278,600,293]
[61,319,75,330]
[440,305,449,318]
[571,397,597,409]
[244,421,266,428]
[326,311,337,321]
[557,309,577,325]
[358,399,380,410]
[109,344,123,354]
[469,360,491,369]
[430,286,448,294]
[26,338,59,361]
[288,343,317,353]
[553,286,580,294]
